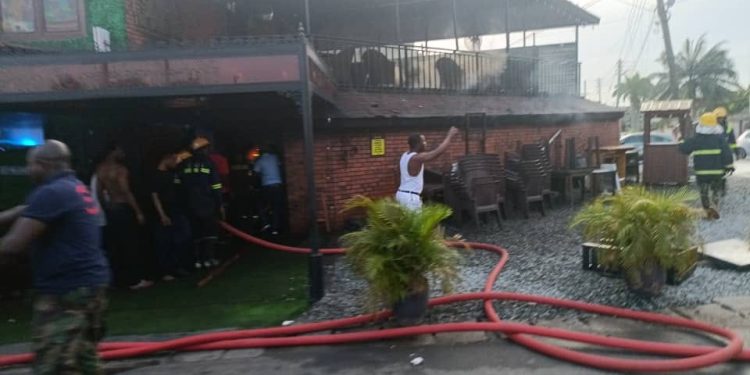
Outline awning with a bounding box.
[331,91,623,119]
[311,0,600,44]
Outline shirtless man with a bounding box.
[96,145,152,290]
[396,127,459,210]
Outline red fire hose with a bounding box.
[1,222,749,372]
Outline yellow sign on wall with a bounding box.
[371,137,385,156]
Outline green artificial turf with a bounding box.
[0,248,309,345]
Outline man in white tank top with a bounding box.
[396,127,459,210]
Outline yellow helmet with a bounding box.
[699,112,718,126]
[714,106,728,118]
[191,136,210,150]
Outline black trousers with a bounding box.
[104,204,146,287]
[152,214,191,276]
[261,184,285,231]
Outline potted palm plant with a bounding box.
[341,196,460,323]
[571,186,699,296]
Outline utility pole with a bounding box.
[583,80,587,99]
[597,78,602,103]
[656,0,678,99]
[616,59,623,107]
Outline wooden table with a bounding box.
[552,168,595,206]
[596,145,635,179]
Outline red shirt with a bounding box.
[209,152,230,193]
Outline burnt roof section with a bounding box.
[312,0,599,44]
[332,92,623,119]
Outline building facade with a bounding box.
[0,0,623,234]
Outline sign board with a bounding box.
[371,137,385,156]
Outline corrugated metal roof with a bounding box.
[640,100,693,113]
[332,92,624,119]
[313,0,600,44]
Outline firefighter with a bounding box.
[178,137,225,269]
[678,112,734,219]
[714,107,738,157]
[714,106,737,196]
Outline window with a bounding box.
[0,0,35,33]
[43,0,80,32]
[0,0,85,40]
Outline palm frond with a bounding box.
[341,197,460,307]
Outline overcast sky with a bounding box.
[571,0,749,105]
[431,0,748,105]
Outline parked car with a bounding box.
[735,130,749,159]
[620,132,676,158]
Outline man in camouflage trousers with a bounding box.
[0,140,111,374]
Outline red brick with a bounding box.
[283,120,618,234]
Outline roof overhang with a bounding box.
[311,0,599,44]
[326,92,624,124]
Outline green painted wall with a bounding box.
[27,0,127,51]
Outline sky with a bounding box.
[571,0,749,105]
[428,0,748,106]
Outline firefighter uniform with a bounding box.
[678,113,734,218]
[714,107,736,196]
[715,107,737,155]
[178,137,224,268]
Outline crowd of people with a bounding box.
[0,136,287,372]
[90,136,285,291]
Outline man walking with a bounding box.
[715,106,736,196]
[0,140,110,374]
[180,137,224,268]
[253,144,284,235]
[151,152,192,280]
[678,113,734,219]
[396,127,459,210]
[715,107,738,158]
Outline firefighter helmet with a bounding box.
[699,112,718,126]
[714,107,729,118]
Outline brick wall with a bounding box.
[283,119,620,234]
[125,0,226,48]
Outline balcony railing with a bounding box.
[312,36,579,97]
[1,34,580,97]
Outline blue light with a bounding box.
[17,138,38,147]
[0,113,45,148]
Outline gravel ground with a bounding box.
[300,160,750,324]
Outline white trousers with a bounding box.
[395,191,422,211]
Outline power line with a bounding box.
[632,9,657,71]
[615,0,639,59]
[611,0,654,10]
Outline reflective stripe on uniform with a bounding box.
[212,183,223,190]
[695,170,726,175]
[200,168,211,174]
[693,149,722,156]
[730,144,738,149]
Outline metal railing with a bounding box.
[312,36,578,96]
[1,33,579,97]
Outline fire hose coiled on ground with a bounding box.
[1,222,749,372]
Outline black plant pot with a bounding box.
[392,278,429,325]
[625,262,666,297]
